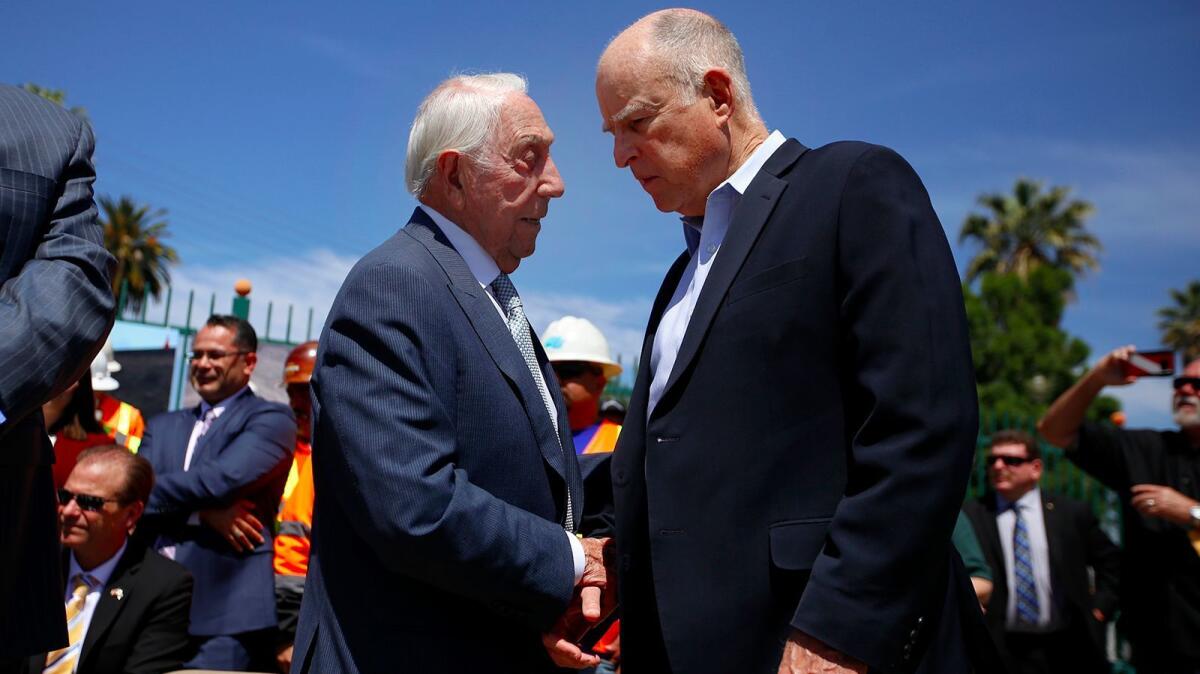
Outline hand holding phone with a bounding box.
[1121,349,1176,378]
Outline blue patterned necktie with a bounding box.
[1012,504,1040,625]
[491,273,574,532]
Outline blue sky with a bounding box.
[5,1,1198,426]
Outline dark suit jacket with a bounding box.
[292,208,583,674]
[0,84,115,657]
[613,140,987,674]
[138,388,295,636]
[23,543,194,674]
[963,491,1120,669]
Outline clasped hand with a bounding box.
[542,536,618,669]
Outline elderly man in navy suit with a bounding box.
[0,83,116,673]
[596,10,992,674]
[291,73,614,673]
[138,315,295,670]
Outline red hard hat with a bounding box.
[283,341,319,385]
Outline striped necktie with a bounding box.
[1012,504,1040,625]
[43,573,96,673]
[491,273,574,532]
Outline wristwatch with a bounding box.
[1190,505,1200,529]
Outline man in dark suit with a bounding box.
[138,315,295,670]
[25,445,192,674]
[594,10,987,674]
[292,73,612,674]
[964,429,1119,674]
[0,83,116,672]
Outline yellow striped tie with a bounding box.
[43,574,94,674]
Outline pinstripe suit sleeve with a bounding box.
[0,115,115,428]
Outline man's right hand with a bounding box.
[1090,345,1140,388]
[198,499,265,552]
[542,536,618,669]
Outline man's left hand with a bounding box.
[778,631,867,674]
[1131,484,1197,527]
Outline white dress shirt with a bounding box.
[64,540,128,655]
[418,204,583,584]
[996,488,1054,628]
[647,131,787,417]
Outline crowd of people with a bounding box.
[2,7,1198,674]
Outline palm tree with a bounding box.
[1158,280,1200,362]
[959,179,1101,287]
[100,195,179,313]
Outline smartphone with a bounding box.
[1122,349,1176,377]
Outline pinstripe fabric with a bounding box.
[0,83,115,659]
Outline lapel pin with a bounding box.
[110,588,124,601]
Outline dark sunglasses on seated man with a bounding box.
[58,488,122,512]
[1174,376,1200,391]
[985,454,1034,467]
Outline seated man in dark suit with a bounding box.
[964,430,1119,674]
[26,445,192,674]
[138,315,295,671]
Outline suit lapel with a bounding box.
[405,209,567,480]
[655,140,808,416]
[78,548,140,667]
[1042,494,1065,584]
[192,388,253,460]
[628,251,690,432]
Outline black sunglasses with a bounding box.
[553,362,602,380]
[985,454,1034,467]
[58,488,120,512]
[1174,377,1200,391]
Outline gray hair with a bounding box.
[405,72,528,197]
[645,10,760,122]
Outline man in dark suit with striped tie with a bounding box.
[0,83,116,673]
[291,73,614,674]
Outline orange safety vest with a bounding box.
[581,419,621,455]
[274,441,314,577]
[95,393,145,452]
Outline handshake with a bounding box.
[542,536,619,669]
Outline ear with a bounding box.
[435,150,468,208]
[243,351,258,376]
[1031,458,1044,480]
[702,68,735,125]
[125,500,145,534]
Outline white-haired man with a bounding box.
[1039,347,1200,672]
[291,74,614,673]
[595,9,992,674]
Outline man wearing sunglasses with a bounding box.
[20,445,193,674]
[137,315,295,671]
[963,430,1119,674]
[1040,347,1200,672]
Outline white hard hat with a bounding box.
[90,349,119,392]
[542,316,622,379]
[103,338,121,373]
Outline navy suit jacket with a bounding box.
[613,141,990,674]
[292,209,583,674]
[0,83,115,658]
[138,388,295,635]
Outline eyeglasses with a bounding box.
[1174,377,1200,391]
[985,455,1034,467]
[58,488,120,512]
[188,350,249,363]
[553,362,602,380]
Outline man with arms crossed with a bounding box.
[292,74,612,673]
[595,10,989,673]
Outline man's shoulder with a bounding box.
[123,543,193,590]
[0,84,87,155]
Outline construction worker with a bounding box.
[91,340,146,452]
[543,317,623,669]
[273,340,318,673]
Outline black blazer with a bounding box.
[138,388,294,636]
[292,210,583,674]
[23,543,193,674]
[0,83,115,658]
[613,140,987,674]
[963,491,1120,665]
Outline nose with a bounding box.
[613,131,636,169]
[539,155,565,199]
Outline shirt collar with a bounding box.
[419,203,501,288]
[680,130,787,254]
[68,539,128,584]
[199,385,249,418]
[996,487,1042,513]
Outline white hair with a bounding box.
[405,72,528,197]
[643,10,760,122]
